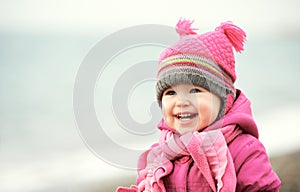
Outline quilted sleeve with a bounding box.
[229,134,281,192]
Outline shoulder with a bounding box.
[228,134,281,191]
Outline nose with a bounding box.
[176,95,191,107]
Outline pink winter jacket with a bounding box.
[118,90,281,191]
[220,91,281,191]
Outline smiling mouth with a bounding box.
[176,113,198,120]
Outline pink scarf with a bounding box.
[117,123,241,192]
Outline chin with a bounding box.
[176,125,206,135]
[176,127,197,135]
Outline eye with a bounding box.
[190,88,201,93]
[164,90,176,95]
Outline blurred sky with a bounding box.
[1,0,300,191]
[1,0,300,35]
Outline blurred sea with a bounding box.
[1,30,300,192]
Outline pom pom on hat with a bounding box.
[175,18,198,36]
[216,21,246,53]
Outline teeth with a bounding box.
[178,114,191,118]
[177,113,197,119]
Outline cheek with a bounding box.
[210,98,221,121]
[161,98,175,125]
[161,106,173,128]
[199,103,213,117]
[198,96,221,121]
[161,100,170,117]
[161,97,173,111]
[161,106,167,117]
[211,96,221,116]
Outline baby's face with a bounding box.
[161,83,221,134]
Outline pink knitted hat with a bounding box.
[156,18,246,117]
